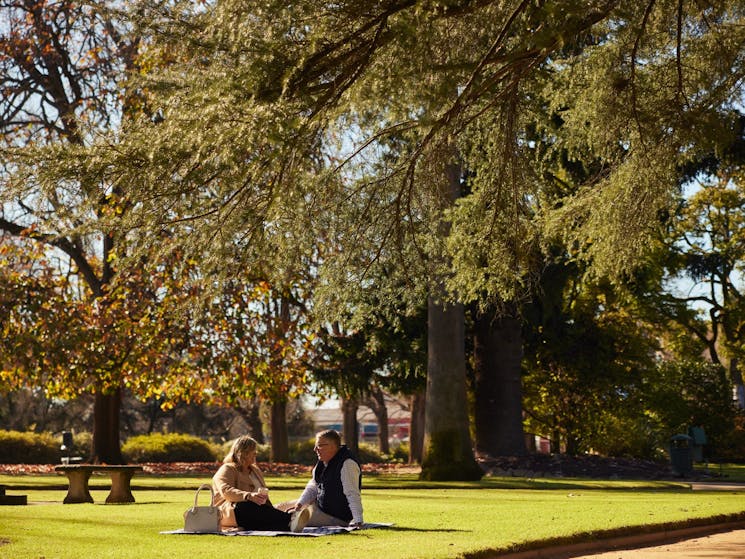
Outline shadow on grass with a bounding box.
[364,477,690,492]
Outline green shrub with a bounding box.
[357,442,386,463]
[68,431,92,458]
[0,430,59,464]
[122,433,220,463]
[256,443,271,462]
[218,440,231,461]
[289,438,318,465]
[218,440,271,463]
[388,442,410,463]
[287,438,409,465]
[586,412,661,460]
[716,412,745,462]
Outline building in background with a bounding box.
[305,394,411,445]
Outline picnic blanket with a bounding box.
[161,523,393,537]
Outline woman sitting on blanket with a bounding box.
[212,435,311,532]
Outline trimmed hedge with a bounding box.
[70,431,93,458]
[0,429,410,465]
[357,442,409,464]
[0,430,60,464]
[217,440,271,462]
[286,438,410,465]
[122,433,221,463]
[290,438,319,465]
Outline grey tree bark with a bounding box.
[473,306,527,457]
[420,158,482,480]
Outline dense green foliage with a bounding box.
[282,438,408,465]
[122,433,221,463]
[0,430,60,464]
[0,430,410,466]
[86,0,744,309]
[643,361,736,451]
[720,413,745,462]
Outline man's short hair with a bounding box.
[316,429,342,447]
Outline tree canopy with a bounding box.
[4,1,740,319]
[3,0,745,469]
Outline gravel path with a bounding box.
[565,528,745,559]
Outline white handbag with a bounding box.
[183,484,221,533]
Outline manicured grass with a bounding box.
[694,462,745,482]
[1,474,744,559]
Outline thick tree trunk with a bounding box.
[238,398,265,444]
[365,387,390,454]
[420,296,482,480]
[420,156,481,480]
[341,398,359,455]
[408,391,425,464]
[92,388,124,464]
[473,306,526,457]
[270,400,289,462]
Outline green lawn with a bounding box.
[694,462,745,482]
[1,472,744,559]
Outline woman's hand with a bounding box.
[247,491,268,505]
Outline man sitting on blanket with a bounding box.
[286,429,363,529]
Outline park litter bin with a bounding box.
[669,434,693,476]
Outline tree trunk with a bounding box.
[341,397,360,455]
[92,388,124,464]
[420,155,481,481]
[473,305,526,457]
[550,428,561,454]
[145,400,158,434]
[270,400,289,462]
[238,398,265,444]
[409,390,425,464]
[525,433,537,452]
[420,296,482,480]
[365,387,389,454]
[729,358,745,409]
[565,428,580,456]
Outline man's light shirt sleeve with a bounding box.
[297,477,318,507]
[341,459,363,524]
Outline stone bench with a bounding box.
[54,465,144,504]
[0,485,27,506]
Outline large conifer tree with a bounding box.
[19,0,745,477]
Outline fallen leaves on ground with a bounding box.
[0,462,420,476]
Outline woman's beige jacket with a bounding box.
[212,462,267,528]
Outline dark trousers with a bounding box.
[234,501,292,531]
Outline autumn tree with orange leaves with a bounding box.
[0,231,211,461]
[188,280,313,462]
[0,0,146,462]
[0,0,312,460]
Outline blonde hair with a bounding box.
[224,435,258,466]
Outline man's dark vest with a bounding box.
[313,445,361,521]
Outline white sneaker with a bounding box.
[290,507,311,533]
